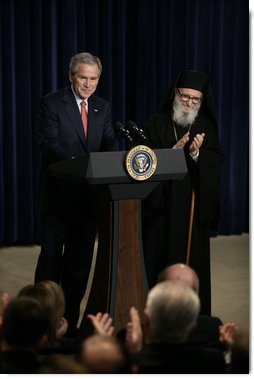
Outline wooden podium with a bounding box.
[50,148,187,338]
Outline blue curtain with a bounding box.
[0,0,249,244]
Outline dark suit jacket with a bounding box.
[134,342,226,374]
[186,314,224,350]
[117,314,224,351]
[37,86,118,212]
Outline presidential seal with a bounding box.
[125,145,157,181]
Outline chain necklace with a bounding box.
[172,117,191,143]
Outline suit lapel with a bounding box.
[63,87,87,149]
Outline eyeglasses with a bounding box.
[176,89,202,104]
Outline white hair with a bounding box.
[146,281,200,344]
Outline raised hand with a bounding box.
[173,132,190,149]
[189,133,205,156]
[219,322,237,350]
[87,312,114,336]
[125,306,143,353]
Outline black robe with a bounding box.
[141,111,224,314]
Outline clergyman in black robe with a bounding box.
[141,70,224,315]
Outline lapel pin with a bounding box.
[94,109,98,112]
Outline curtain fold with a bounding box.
[0,0,249,244]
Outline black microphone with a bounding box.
[126,120,147,143]
[114,121,134,144]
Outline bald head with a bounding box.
[158,263,199,293]
[81,334,127,374]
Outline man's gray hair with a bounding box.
[146,281,200,344]
[69,52,102,76]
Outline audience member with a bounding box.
[158,263,224,349]
[133,281,226,373]
[0,297,50,373]
[79,334,131,373]
[116,264,223,352]
[18,281,67,347]
[158,262,199,291]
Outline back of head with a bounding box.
[1,296,49,349]
[36,280,65,320]
[158,263,199,293]
[81,334,130,374]
[18,280,65,346]
[145,281,200,344]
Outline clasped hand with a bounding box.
[173,132,205,156]
[189,133,205,156]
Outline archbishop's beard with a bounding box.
[172,98,201,127]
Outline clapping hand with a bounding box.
[189,133,205,156]
[173,132,190,149]
[125,306,143,353]
[219,322,237,350]
[87,312,114,336]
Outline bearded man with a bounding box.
[141,70,224,315]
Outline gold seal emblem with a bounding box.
[125,145,157,181]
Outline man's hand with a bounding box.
[189,133,205,157]
[125,306,143,353]
[173,132,190,149]
[87,312,114,336]
[219,322,237,350]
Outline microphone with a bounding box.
[114,121,134,144]
[126,120,147,144]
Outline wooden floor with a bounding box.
[0,233,249,329]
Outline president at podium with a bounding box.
[34,52,118,338]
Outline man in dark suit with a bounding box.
[34,52,119,337]
[158,263,224,350]
[133,281,225,374]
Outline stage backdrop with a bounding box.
[0,0,249,244]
